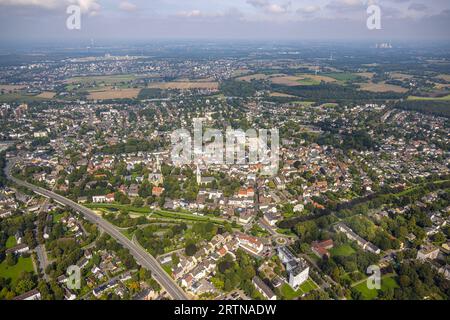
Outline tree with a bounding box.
[5,254,16,267]
[15,279,35,295]
[185,243,197,256]
[171,253,180,266]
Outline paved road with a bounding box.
[35,244,50,280]
[5,160,188,300]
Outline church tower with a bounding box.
[196,164,201,185]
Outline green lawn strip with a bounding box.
[86,203,152,214]
[6,236,17,249]
[0,256,35,284]
[153,210,226,225]
[407,95,450,101]
[86,203,227,225]
[162,264,173,275]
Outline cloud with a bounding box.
[408,3,427,11]
[119,1,136,12]
[246,0,291,14]
[176,9,202,18]
[0,0,59,8]
[246,0,268,9]
[297,5,321,15]
[326,0,365,12]
[0,0,100,13]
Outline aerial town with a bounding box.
[0,40,448,302]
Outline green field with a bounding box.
[407,95,450,101]
[279,279,318,300]
[290,101,315,107]
[0,256,35,284]
[297,78,321,86]
[66,74,137,85]
[6,236,17,249]
[330,244,356,257]
[353,275,399,300]
[0,93,47,103]
[323,73,360,82]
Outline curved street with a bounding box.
[5,160,188,301]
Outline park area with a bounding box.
[330,244,356,257]
[0,256,35,284]
[352,275,399,300]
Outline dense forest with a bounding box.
[394,100,450,118]
[271,83,405,103]
[220,80,258,97]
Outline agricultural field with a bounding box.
[390,73,414,80]
[357,82,408,93]
[437,74,450,82]
[65,74,137,85]
[322,72,361,82]
[270,75,333,87]
[87,88,141,100]
[0,84,26,93]
[236,73,269,82]
[36,91,56,99]
[269,92,297,98]
[147,81,219,90]
[0,92,47,103]
[407,94,450,101]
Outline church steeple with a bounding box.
[156,156,161,173]
[196,164,201,185]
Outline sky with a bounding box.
[0,0,449,42]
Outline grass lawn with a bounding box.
[0,256,35,284]
[279,279,318,300]
[353,275,399,300]
[6,236,17,249]
[121,229,134,240]
[330,244,356,257]
[162,264,173,275]
[52,212,64,223]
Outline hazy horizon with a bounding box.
[0,0,449,42]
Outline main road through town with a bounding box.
[4,159,188,300]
